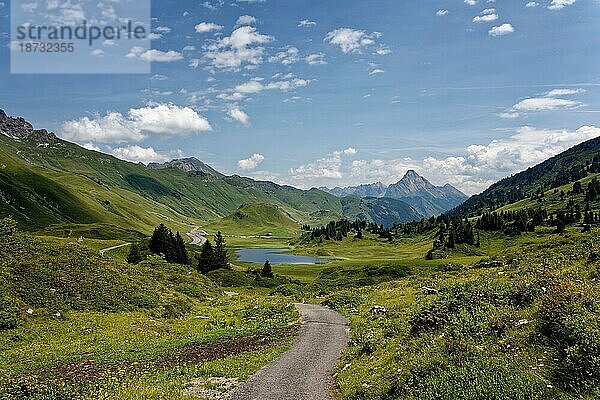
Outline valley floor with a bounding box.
[1,222,600,399]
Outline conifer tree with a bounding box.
[175,232,189,264]
[197,240,216,274]
[261,260,274,278]
[126,243,143,264]
[149,224,170,257]
[214,231,229,269]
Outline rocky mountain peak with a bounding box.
[0,109,56,143]
[147,157,225,179]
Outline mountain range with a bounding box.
[0,109,426,236]
[321,170,468,217]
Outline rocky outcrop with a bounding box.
[147,157,224,179]
[0,109,57,144]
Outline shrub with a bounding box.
[270,284,304,299]
[538,281,600,391]
[0,310,17,331]
[321,290,363,311]
[409,281,510,335]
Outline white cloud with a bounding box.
[545,88,585,97]
[548,0,576,10]
[111,146,170,164]
[183,45,196,51]
[306,53,327,65]
[140,50,183,62]
[436,9,449,16]
[489,23,514,36]
[195,22,223,33]
[227,107,251,126]
[269,46,300,65]
[128,104,212,135]
[499,88,585,118]
[289,148,358,183]
[60,104,212,144]
[423,125,600,194]
[369,68,385,76]
[285,126,600,194]
[473,9,498,23]
[90,49,105,57]
[234,79,265,94]
[203,26,273,70]
[21,2,38,12]
[349,158,420,186]
[374,46,392,55]
[464,0,478,5]
[127,47,183,62]
[236,15,257,25]
[512,97,582,112]
[498,111,521,119]
[202,0,225,11]
[61,112,145,144]
[526,1,539,7]
[238,153,264,170]
[83,143,101,152]
[325,28,382,54]
[147,33,162,40]
[155,26,171,34]
[298,19,316,27]
[231,76,310,98]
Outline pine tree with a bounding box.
[149,224,170,257]
[555,219,566,234]
[174,232,189,264]
[197,240,216,274]
[126,243,143,264]
[214,231,229,269]
[261,260,274,278]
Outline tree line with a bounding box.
[306,218,395,242]
[126,224,230,275]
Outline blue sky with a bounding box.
[1,0,600,194]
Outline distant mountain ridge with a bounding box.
[322,182,387,198]
[0,109,423,233]
[321,170,468,217]
[147,157,225,179]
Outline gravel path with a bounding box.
[99,243,131,255]
[230,303,349,400]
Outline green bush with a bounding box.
[321,290,363,311]
[270,284,305,299]
[538,281,600,391]
[0,311,17,331]
[409,281,511,335]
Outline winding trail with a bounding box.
[99,243,131,255]
[230,303,349,400]
[187,227,208,246]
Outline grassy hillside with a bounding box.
[0,219,299,399]
[341,196,423,227]
[0,133,421,238]
[327,230,600,400]
[206,203,301,237]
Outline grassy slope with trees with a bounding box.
[0,218,299,399]
[450,136,600,217]
[0,132,422,238]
